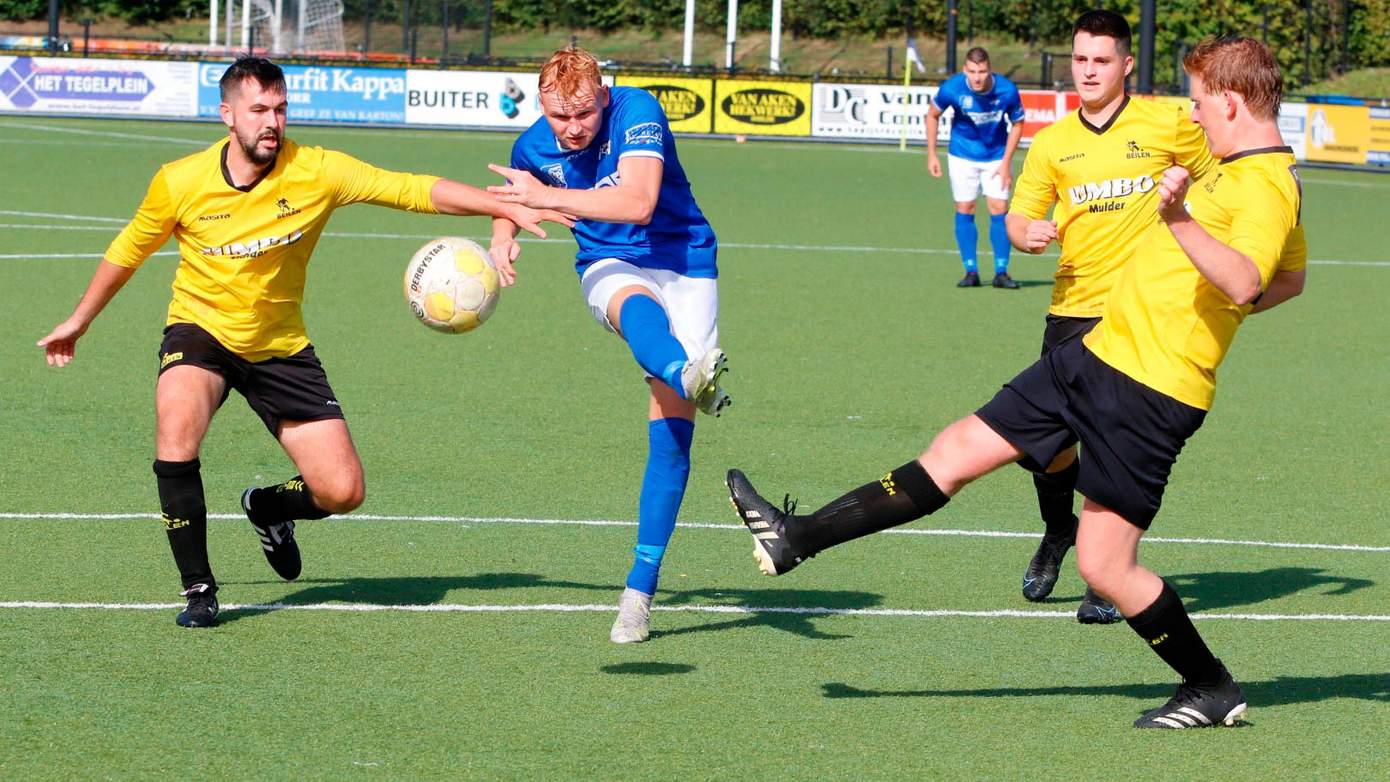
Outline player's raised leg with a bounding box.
[1075,500,1245,728]
[154,364,226,628]
[729,414,1023,575]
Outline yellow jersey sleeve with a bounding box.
[1278,223,1309,273]
[1009,130,1055,220]
[105,168,177,268]
[1226,169,1299,287]
[1174,112,1217,182]
[322,149,441,213]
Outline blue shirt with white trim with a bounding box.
[932,72,1025,163]
[509,86,718,278]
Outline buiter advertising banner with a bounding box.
[1306,103,1370,165]
[615,75,713,133]
[405,70,543,129]
[811,83,940,141]
[0,56,196,117]
[1368,106,1390,166]
[714,79,812,136]
[197,62,406,123]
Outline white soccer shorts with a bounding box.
[947,154,1011,202]
[580,258,719,374]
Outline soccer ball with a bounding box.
[403,237,500,333]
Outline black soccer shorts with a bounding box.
[976,337,1206,528]
[157,323,345,436]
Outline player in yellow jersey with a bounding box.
[35,57,570,629]
[727,36,1304,728]
[1003,11,1217,623]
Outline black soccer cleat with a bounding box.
[1076,586,1123,624]
[726,469,813,576]
[1134,665,1247,729]
[1022,526,1076,602]
[992,272,1021,289]
[175,583,220,628]
[956,271,982,288]
[243,488,302,581]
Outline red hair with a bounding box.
[539,47,602,97]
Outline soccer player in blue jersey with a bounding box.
[926,47,1026,288]
[487,47,728,644]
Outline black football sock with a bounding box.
[790,460,949,553]
[153,459,215,592]
[1126,580,1223,686]
[1033,459,1080,538]
[245,475,331,524]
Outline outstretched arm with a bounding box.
[429,178,572,238]
[487,156,662,225]
[37,260,137,367]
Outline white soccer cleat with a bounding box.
[681,348,731,417]
[609,587,653,644]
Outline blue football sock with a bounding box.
[954,212,979,273]
[619,295,690,398]
[990,213,1010,274]
[626,417,694,595]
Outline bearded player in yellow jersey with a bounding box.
[36,57,570,628]
[1003,11,1218,623]
[728,36,1304,728]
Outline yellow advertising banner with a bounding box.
[713,79,813,136]
[1306,103,1370,164]
[1368,107,1390,166]
[615,76,714,133]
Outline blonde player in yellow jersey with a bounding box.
[35,57,570,629]
[727,35,1304,728]
[1003,10,1217,623]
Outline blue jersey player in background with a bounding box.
[488,47,729,644]
[926,47,1026,288]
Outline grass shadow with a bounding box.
[649,586,884,641]
[600,662,696,676]
[1167,567,1375,613]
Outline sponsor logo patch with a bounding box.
[624,121,663,146]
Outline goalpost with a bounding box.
[210,0,346,55]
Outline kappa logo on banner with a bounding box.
[624,121,662,146]
[721,88,805,125]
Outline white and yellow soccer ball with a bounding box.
[403,237,500,333]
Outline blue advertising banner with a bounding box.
[197,62,406,123]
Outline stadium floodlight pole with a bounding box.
[271,0,283,54]
[224,0,233,50]
[770,0,782,72]
[945,0,958,74]
[1138,0,1155,94]
[209,0,218,47]
[726,0,738,71]
[46,0,58,54]
[296,0,307,52]
[682,0,695,67]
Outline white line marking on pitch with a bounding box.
[0,250,177,260]
[0,600,1386,622]
[4,512,1388,554]
[0,120,207,145]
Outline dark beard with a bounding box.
[240,134,279,166]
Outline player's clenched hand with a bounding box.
[927,154,942,178]
[1024,219,1058,253]
[486,164,552,209]
[1157,165,1191,223]
[36,317,88,367]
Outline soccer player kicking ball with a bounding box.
[729,36,1305,728]
[1004,10,1219,623]
[487,47,728,644]
[925,46,1025,289]
[36,57,569,629]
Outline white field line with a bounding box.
[0,120,206,145]
[3,218,1387,266]
[4,511,1389,554]
[0,210,126,222]
[0,599,1386,622]
[0,251,177,260]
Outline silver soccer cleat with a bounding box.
[609,587,654,644]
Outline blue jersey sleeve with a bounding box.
[612,89,667,163]
[932,79,956,111]
[1005,84,1025,124]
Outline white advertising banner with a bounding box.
[0,56,197,117]
[812,82,945,141]
[405,70,613,129]
[1278,101,1308,161]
